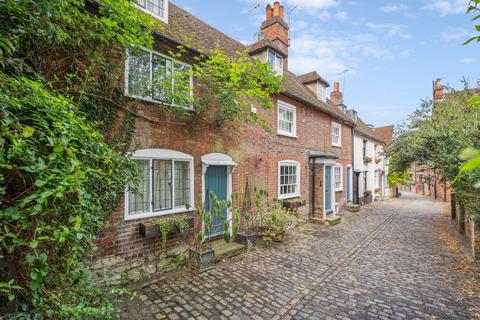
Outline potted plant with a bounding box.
[256,200,298,243]
[363,190,373,204]
[236,184,267,250]
[189,206,215,272]
[189,192,239,272]
[375,158,382,164]
[363,156,373,164]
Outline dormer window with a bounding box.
[267,49,283,75]
[137,0,168,23]
[318,82,327,102]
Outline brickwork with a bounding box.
[93,42,354,270]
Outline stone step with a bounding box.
[309,217,324,225]
[346,203,361,212]
[325,216,341,226]
[211,239,245,262]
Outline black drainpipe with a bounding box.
[351,125,356,203]
[311,157,316,218]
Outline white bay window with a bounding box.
[125,149,194,220]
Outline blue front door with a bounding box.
[325,166,332,212]
[204,166,228,237]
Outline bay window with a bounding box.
[125,149,194,220]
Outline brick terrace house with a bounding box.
[94,0,357,280]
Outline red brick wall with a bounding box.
[94,49,353,261]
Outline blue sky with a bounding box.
[171,0,479,127]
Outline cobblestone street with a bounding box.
[121,193,475,319]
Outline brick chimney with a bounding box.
[433,78,444,100]
[260,1,289,69]
[330,82,343,106]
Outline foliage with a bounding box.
[193,192,240,252]
[0,74,138,318]
[255,201,298,243]
[240,181,269,234]
[386,84,480,215]
[0,0,159,317]
[387,171,410,187]
[465,0,480,45]
[363,156,372,164]
[363,190,372,197]
[154,215,190,252]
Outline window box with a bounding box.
[363,156,373,164]
[282,198,306,210]
[138,215,194,238]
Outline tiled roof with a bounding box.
[159,3,353,125]
[374,125,394,145]
[355,117,384,143]
[297,71,330,87]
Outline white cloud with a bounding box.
[381,4,408,13]
[282,0,339,11]
[365,22,412,40]
[440,27,475,41]
[460,58,477,63]
[424,0,467,16]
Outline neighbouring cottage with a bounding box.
[352,117,391,205]
[91,0,380,283]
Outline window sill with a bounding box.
[335,189,343,193]
[125,207,195,221]
[125,94,194,111]
[332,144,342,148]
[278,194,301,200]
[277,132,297,139]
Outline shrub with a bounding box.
[256,202,298,243]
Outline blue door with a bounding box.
[204,166,228,237]
[346,167,351,202]
[325,166,332,212]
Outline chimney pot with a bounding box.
[334,82,340,92]
[279,5,284,19]
[273,1,280,17]
[266,4,273,20]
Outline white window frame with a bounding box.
[136,0,169,24]
[317,82,327,102]
[124,149,195,221]
[277,100,297,138]
[278,160,301,199]
[334,165,343,192]
[125,46,193,109]
[267,49,284,75]
[332,122,342,147]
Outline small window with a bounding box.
[363,171,368,191]
[126,47,192,108]
[334,165,343,191]
[277,101,296,137]
[125,149,193,220]
[318,82,327,102]
[278,161,300,199]
[268,49,283,75]
[332,122,342,147]
[137,0,168,23]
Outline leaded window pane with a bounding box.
[128,50,150,98]
[152,53,171,102]
[153,160,172,211]
[174,161,190,208]
[128,160,150,214]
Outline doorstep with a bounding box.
[325,216,342,226]
[211,239,245,262]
